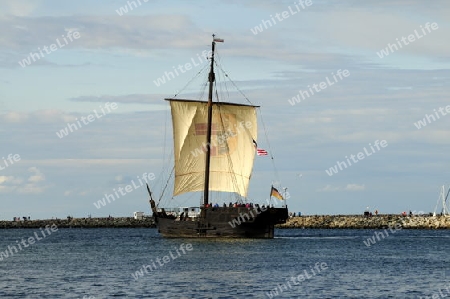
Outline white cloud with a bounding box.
[32,110,75,124]
[27,167,45,183]
[317,184,365,192]
[317,185,341,192]
[0,110,88,124]
[17,183,46,194]
[2,0,40,17]
[0,15,202,52]
[2,112,29,123]
[0,176,23,185]
[0,167,47,194]
[345,184,365,191]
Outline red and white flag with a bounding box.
[257,148,268,156]
[213,38,224,42]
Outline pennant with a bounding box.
[271,186,283,200]
[213,38,224,42]
[256,149,268,156]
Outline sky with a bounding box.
[1,0,449,220]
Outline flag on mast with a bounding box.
[254,139,268,156]
[213,38,224,42]
[256,149,268,156]
[270,186,283,200]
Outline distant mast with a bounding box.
[203,35,223,206]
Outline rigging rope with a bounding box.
[214,57,280,202]
[258,107,281,188]
[172,63,210,99]
[157,166,174,206]
[215,61,255,106]
[212,54,247,204]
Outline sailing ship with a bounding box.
[147,36,289,238]
[433,185,450,217]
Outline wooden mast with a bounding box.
[203,35,218,206]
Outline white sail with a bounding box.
[168,99,258,197]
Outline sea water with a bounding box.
[0,228,449,298]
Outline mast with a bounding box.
[203,35,219,206]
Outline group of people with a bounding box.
[364,210,379,217]
[13,216,30,221]
[203,202,266,209]
[365,210,418,217]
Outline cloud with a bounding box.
[317,185,341,192]
[18,167,48,194]
[0,176,23,185]
[0,15,202,52]
[2,0,41,17]
[0,14,369,70]
[64,188,93,197]
[32,110,75,124]
[345,184,365,191]
[2,112,29,123]
[317,184,365,192]
[315,10,450,59]
[70,94,168,107]
[27,166,45,183]
[0,110,76,124]
[0,167,47,194]
[17,183,46,194]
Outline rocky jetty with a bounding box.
[0,217,156,229]
[277,214,450,229]
[3,215,449,230]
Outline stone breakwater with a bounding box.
[0,217,156,229]
[277,215,450,229]
[3,215,450,229]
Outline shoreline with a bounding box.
[2,214,450,229]
[0,217,156,229]
[278,214,450,229]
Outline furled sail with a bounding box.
[167,99,258,197]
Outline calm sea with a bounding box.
[0,228,449,298]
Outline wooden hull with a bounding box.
[154,206,289,238]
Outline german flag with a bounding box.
[270,186,283,200]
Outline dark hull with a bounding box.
[154,206,289,238]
